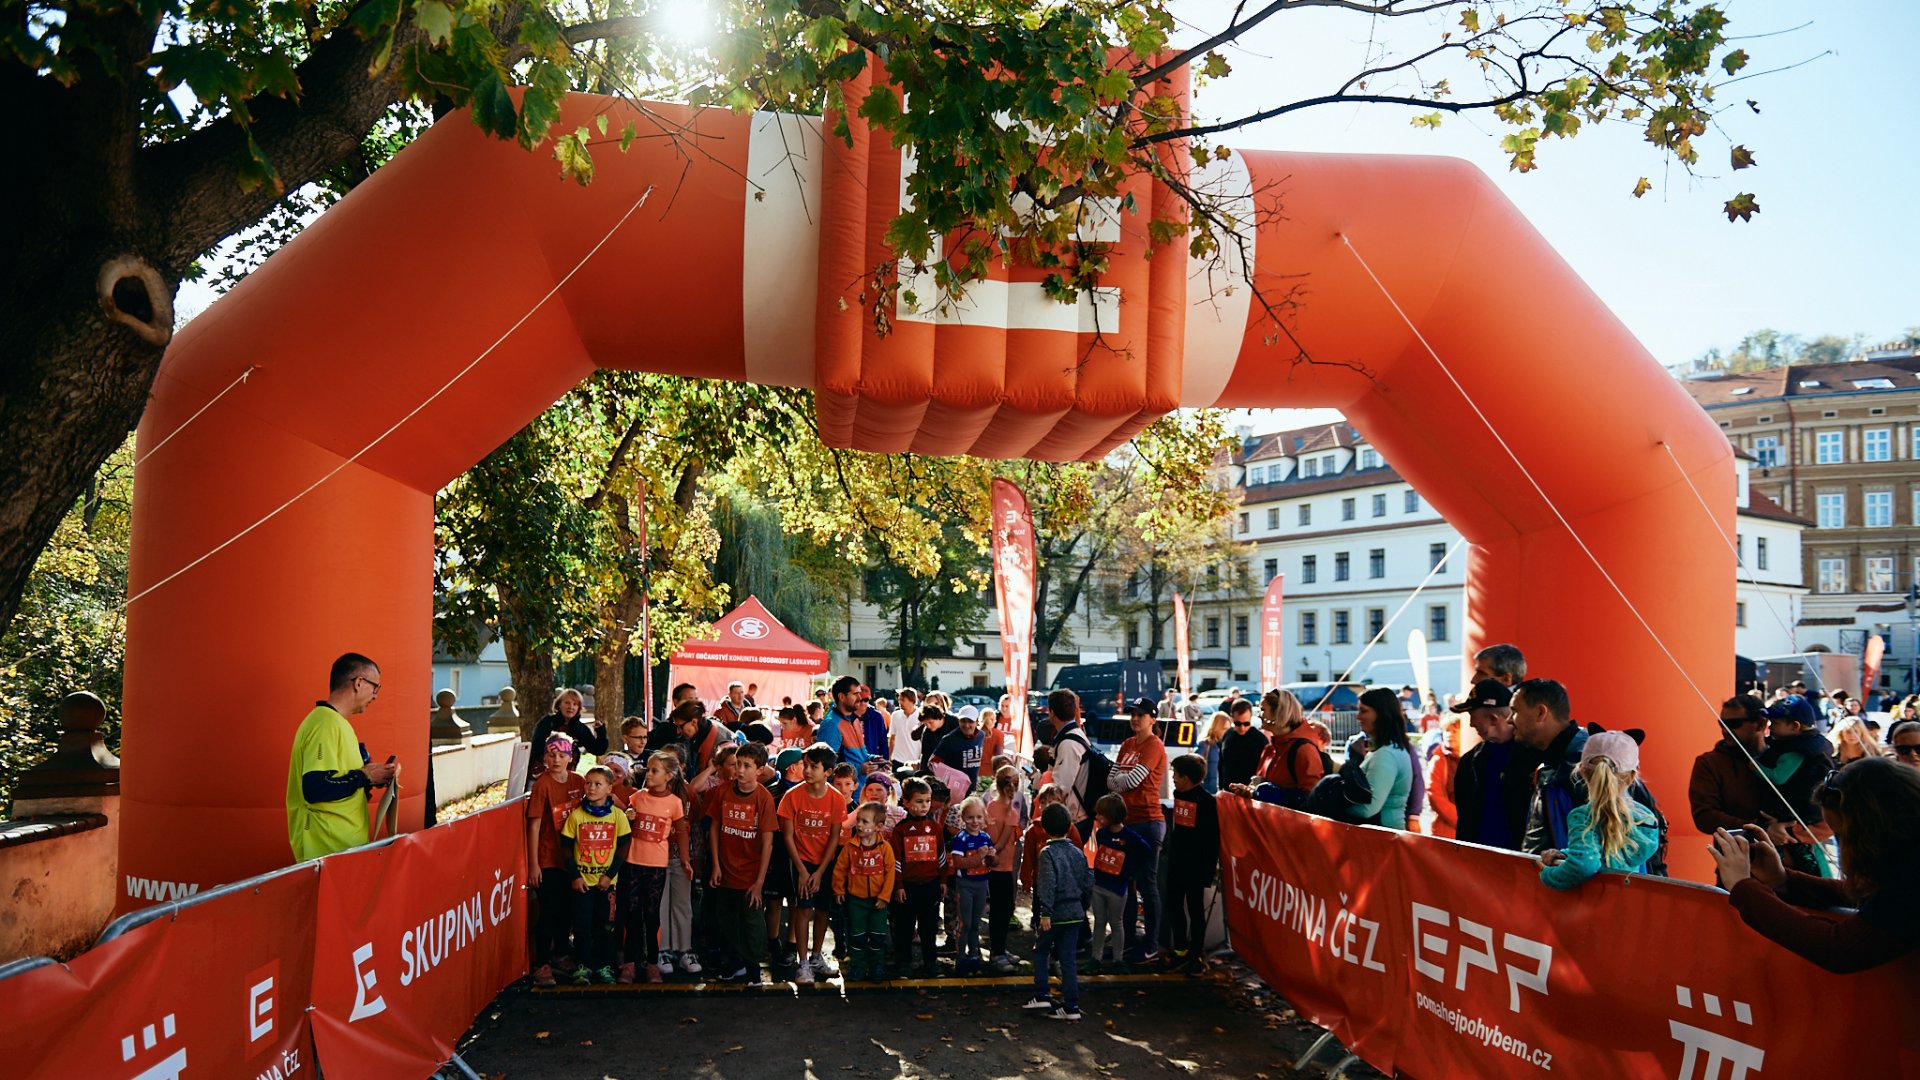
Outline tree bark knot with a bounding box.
[96,256,174,347]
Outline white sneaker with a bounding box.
[657,952,676,975]
[796,963,815,985]
[1048,1006,1083,1022]
[680,954,703,975]
[1021,997,1055,1010]
[809,954,839,978]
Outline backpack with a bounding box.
[1262,737,1334,791]
[1059,726,1114,807]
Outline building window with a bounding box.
[1207,565,1220,589]
[1298,504,1311,527]
[1736,533,1744,562]
[1429,542,1448,571]
[1263,558,1279,583]
[1234,614,1250,647]
[1366,607,1385,641]
[1341,498,1356,521]
[1359,448,1380,470]
[1404,490,1420,513]
[1864,429,1892,462]
[1753,435,1780,469]
[1866,557,1895,593]
[1866,490,1893,528]
[1913,428,1920,461]
[1818,558,1846,594]
[1238,512,1250,534]
[1206,617,1221,648]
[1300,611,1317,645]
[1334,552,1350,582]
[1303,459,1320,478]
[1428,605,1449,642]
[1735,602,1747,628]
[1815,431,1844,464]
[1371,493,1387,517]
[1302,555,1318,584]
[1756,536,1768,571]
[1128,621,1140,648]
[1368,548,1386,579]
[1332,610,1351,645]
[1816,492,1845,529]
[1125,572,1139,598]
[1914,489,1920,528]
[1323,455,1336,473]
[1266,507,1280,530]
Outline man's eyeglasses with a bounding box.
[357,676,381,693]
[1891,744,1920,758]
[1232,720,1252,728]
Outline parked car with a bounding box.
[1281,681,1364,713]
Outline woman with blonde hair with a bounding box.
[1830,716,1884,765]
[1200,711,1231,794]
[524,686,607,787]
[1537,731,1660,888]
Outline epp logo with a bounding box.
[732,617,769,640]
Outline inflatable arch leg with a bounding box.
[120,93,1728,907]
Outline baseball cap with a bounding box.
[1450,679,1513,713]
[1128,697,1159,716]
[1579,730,1640,773]
[1763,695,1819,729]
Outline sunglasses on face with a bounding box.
[1892,744,1920,758]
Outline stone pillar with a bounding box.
[489,686,519,737]
[13,692,121,815]
[429,687,472,746]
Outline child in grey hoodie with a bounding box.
[1023,803,1093,1020]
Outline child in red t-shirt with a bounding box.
[1021,784,1081,894]
[780,744,845,984]
[617,750,690,983]
[704,741,777,983]
[526,735,586,986]
[890,777,948,976]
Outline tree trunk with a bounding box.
[502,629,554,741]
[595,580,645,726]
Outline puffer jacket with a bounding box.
[1032,836,1093,923]
[1523,724,1670,875]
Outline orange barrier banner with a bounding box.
[0,861,319,1079]
[1219,796,1920,1078]
[0,800,525,1080]
[311,800,528,1076]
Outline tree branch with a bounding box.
[1134,0,1458,87]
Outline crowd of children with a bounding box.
[523,702,1226,1021]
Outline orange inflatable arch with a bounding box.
[122,68,1731,906]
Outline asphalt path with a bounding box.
[456,970,1382,1079]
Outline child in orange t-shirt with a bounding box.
[704,742,776,983]
[780,745,845,984]
[984,765,1027,973]
[617,751,690,984]
[526,734,586,986]
[833,801,897,982]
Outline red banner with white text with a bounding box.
[310,800,528,1077]
[1219,797,1920,1078]
[0,859,319,1080]
[0,800,526,1080]
[1260,574,1285,691]
[991,478,1036,756]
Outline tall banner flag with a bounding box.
[1862,632,1885,704]
[1173,592,1192,698]
[1407,628,1432,715]
[1260,574,1286,691]
[638,482,654,723]
[990,479,1036,755]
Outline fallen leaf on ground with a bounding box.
[727,1045,744,1053]
[916,1013,933,1020]
[534,1031,550,1039]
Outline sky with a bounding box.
[1176,0,1919,369]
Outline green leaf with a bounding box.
[619,120,637,152]
[1459,8,1480,33]
[1723,193,1759,222]
[1200,51,1230,79]
[412,0,454,46]
[594,113,609,137]
[1721,48,1748,75]
[555,127,595,185]
[1730,144,1755,170]
[469,70,516,140]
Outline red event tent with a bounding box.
[668,596,831,713]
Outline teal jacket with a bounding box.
[1539,800,1660,890]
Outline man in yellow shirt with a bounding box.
[286,652,398,861]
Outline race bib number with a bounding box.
[1094,843,1126,876]
[1174,800,1197,828]
[855,846,888,875]
[905,834,937,863]
[725,803,757,830]
[635,814,670,843]
[801,810,833,837]
[550,797,577,831]
[576,821,617,865]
